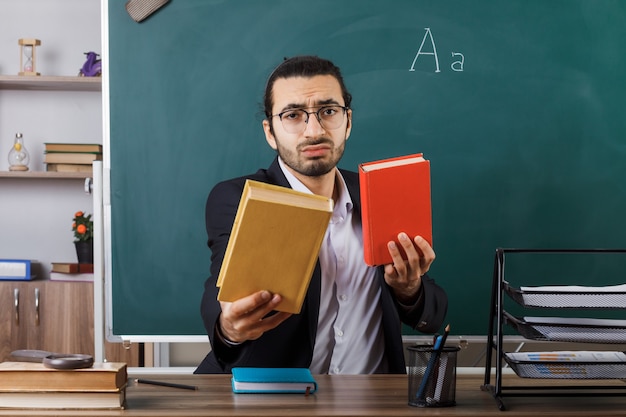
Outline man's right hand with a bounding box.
[218,290,292,343]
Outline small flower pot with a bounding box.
[75,240,94,264]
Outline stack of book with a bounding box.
[0,361,127,410]
[50,262,94,282]
[44,143,103,174]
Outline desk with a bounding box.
[0,373,624,416]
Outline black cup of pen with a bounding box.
[407,344,460,407]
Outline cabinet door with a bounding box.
[39,281,142,365]
[38,281,95,355]
[15,282,42,351]
[0,281,44,361]
[0,281,141,365]
[0,281,21,360]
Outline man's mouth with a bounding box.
[300,142,331,158]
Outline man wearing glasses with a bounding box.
[196,55,447,374]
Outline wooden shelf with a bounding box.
[0,171,91,179]
[0,75,101,92]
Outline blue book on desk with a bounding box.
[231,367,317,394]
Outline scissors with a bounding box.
[10,349,94,370]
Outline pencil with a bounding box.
[135,378,198,391]
[438,323,450,348]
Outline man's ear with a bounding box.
[262,119,278,150]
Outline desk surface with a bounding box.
[1,373,625,416]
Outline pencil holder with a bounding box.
[407,344,460,407]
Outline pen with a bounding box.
[135,378,198,391]
[416,324,450,401]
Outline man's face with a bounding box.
[263,75,352,179]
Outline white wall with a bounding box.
[0,0,102,275]
[0,0,101,77]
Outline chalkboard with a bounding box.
[106,0,626,339]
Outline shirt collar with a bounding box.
[277,156,353,215]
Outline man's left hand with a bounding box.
[383,233,435,304]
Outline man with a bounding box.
[195,55,447,374]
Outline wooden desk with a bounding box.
[1,373,625,416]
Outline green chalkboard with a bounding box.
[107,0,626,338]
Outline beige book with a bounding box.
[43,152,102,164]
[44,143,102,153]
[0,362,127,392]
[46,163,93,173]
[217,180,333,314]
[0,388,125,409]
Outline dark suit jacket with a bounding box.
[195,157,447,374]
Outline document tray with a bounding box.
[503,312,626,344]
[503,281,626,309]
[504,352,626,380]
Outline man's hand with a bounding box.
[218,290,292,343]
[383,233,435,304]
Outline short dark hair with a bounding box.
[263,55,352,121]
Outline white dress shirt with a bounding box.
[278,158,387,374]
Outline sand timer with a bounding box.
[18,38,41,76]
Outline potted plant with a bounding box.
[72,211,93,264]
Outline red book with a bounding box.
[51,262,94,274]
[359,153,432,266]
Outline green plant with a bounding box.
[72,211,93,242]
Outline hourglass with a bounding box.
[18,38,41,76]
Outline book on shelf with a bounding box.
[51,262,94,274]
[217,179,333,314]
[231,367,318,394]
[43,152,102,164]
[0,259,33,281]
[50,272,94,282]
[0,388,125,410]
[46,163,93,173]
[44,143,102,153]
[0,361,127,392]
[358,153,432,266]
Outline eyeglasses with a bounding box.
[272,105,349,134]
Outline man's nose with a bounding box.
[304,111,325,135]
